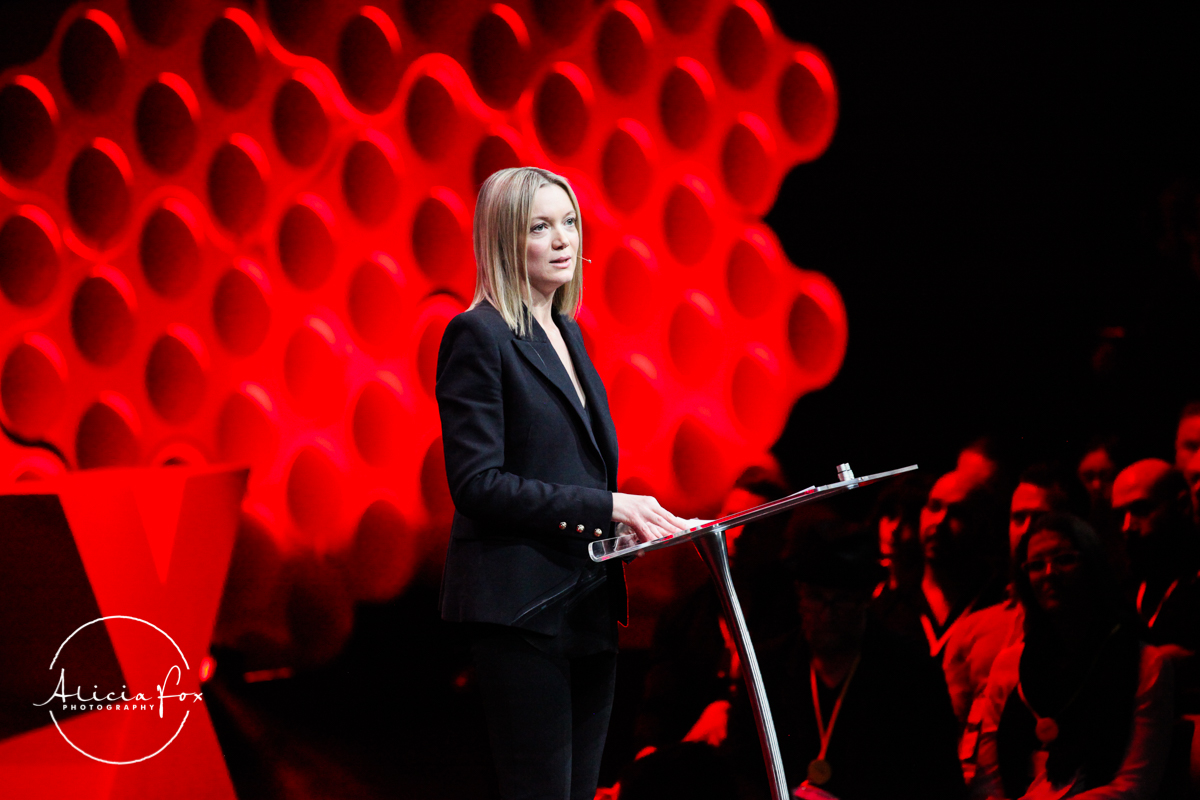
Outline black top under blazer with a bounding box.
[435,301,627,637]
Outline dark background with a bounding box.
[764,1,1200,482]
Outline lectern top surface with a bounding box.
[588,464,918,563]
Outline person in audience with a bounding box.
[874,469,1009,666]
[1076,436,1132,584]
[1078,436,1123,516]
[974,514,1174,799]
[1008,464,1074,555]
[949,465,1074,784]
[1176,402,1200,521]
[723,521,966,800]
[1112,460,1200,715]
[959,436,1012,493]
[873,473,933,596]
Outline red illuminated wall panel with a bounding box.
[0,0,845,663]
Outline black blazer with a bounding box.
[435,301,626,636]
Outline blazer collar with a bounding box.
[557,314,618,473]
[511,309,614,471]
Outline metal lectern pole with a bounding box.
[592,464,919,799]
[692,527,789,800]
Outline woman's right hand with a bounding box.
[611,493,691,543]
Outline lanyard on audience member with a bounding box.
[1016,622,1122,746]
[804,653,862,786]
[1136,579,1179,629]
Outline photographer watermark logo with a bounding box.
[33,615,203,764]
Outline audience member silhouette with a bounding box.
[948,464,1075,784]
[975,514,1174,799]
[874,470,1009,668]
[1176,403,1200,522]
[1112,460,1200,716]
[872,473,932,597]
[724,521,966,800]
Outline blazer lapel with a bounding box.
[512,331,606,465]
[558,318,618,482]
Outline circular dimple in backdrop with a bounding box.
[283,321,346,419]
[787,288,839,377]
[278,197,335,290]
[67,140,132,243]
[286,445,344,536]
[534,64,591,157]
[406,71,460,162]
[726,231,777,318]
[411,189,468,284]
[75,394,140,469]
[208,136,268,235]
[135,74,198,174]
[1,334,67,439]
[0,79,57,179]
[347,254,408,354]
[212,263,271,356]
[145,326,207,424]
[601,120,654,214]
[140,199,201,299]
[663,177,714,265]
[472,132,522,189]
[668,293,725,384]
[659,59,712,151]
[59,12,125,113]
[0,208,60,308]
[71,268,136,366]
[596,2,651,96]
[216,386,279,475]
[202,10,260,109]
[608,356,663,444]
[338,7,401,114]
[779,50,837,154]
[721,114,774,207]
[730,346,783,436]
[469,5,531,109]
[273,75,330,168]
[342,136,399,226]
[352,378,408,468]
[717,1,770,90]
[603,238,660,329]
[671,415,728,502]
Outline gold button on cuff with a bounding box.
[558,521,567,529]
[575,524,585,533]
[593,528,602,537]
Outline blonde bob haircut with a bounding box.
[471,167,584,337]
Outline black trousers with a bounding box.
[470,625,618,800]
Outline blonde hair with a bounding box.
[471,167,584,337]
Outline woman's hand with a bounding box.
[611,493,691,543]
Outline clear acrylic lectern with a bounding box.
[590,463,918,800]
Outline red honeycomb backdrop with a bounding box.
[0,0,845,665]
